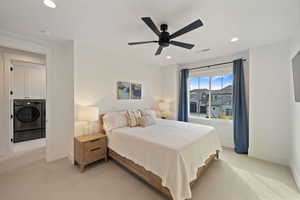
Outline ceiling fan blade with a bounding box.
[128,41,158,45]
[170,41,195,49]
[155,46,163,55]
[170,19,203,39]
[141,17,161,36]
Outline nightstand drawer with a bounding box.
[84,147,106,163]
[84,138,106,151]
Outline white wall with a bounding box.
[290,27,300,189]
[74,41,163,135]
[249,40,293,166]
[0,50,9,155]
[161,64,179,120]
[46,41,75,161]
[161,51,249,148]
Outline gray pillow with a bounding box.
[140,115,156,127]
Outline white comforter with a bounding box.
[107,119,222,200]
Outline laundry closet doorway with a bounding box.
[0,47,47,156]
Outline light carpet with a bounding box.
[0,148,299,200]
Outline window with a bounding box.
[189,72,233,120]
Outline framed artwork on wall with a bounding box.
[131,83,142,99]
[117,81,130,99]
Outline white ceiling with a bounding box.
[0,0,299,66]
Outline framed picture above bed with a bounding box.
[131,83,142,99]
[117,81,130,99]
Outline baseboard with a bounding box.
[291,163,300,191]
[13,138,46,153]
[68,152,74,165]
[46,152,68,162]
[45,148,74,164]
[222,146,234,151]
[248,151,289,166]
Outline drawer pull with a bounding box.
[90,147,102,152]
[90,139,100,143]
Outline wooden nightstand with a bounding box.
[74,132,107,172]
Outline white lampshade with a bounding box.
[78,106,99,122]
[158,102,170,112]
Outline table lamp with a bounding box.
[78,106,99,134]
[158,101,170,119]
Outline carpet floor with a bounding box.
[0,148,299,200]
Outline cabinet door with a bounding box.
[13,66,26,99]
[26,67,46,99]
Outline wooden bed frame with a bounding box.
[109,148,219,199]
[100,115,220,199]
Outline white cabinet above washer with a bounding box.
[12,64,46,99]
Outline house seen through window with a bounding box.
[189,72,233,120]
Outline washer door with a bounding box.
[14,105,42,131]
[16,106,40,123]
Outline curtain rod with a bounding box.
[189,58,247,71]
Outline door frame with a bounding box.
[4,53,46,153]
[0,32,52,159]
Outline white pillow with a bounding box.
[103,111,128,131]
[140,115,156,127]
[140,109,157,118]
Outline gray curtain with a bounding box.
[232,59,249,154]
[178,69,189,122]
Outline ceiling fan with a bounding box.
[128,17,203,56]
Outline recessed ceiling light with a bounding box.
[201,48,211,52]
[43,0,56,8]
[40,30,50,35]
[166,56,172,60]
[230,37,239,42]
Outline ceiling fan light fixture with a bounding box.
[43,0,56,8]
[230,37,239,42]
[128,17,203,56]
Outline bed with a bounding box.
[101,113,222,200]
